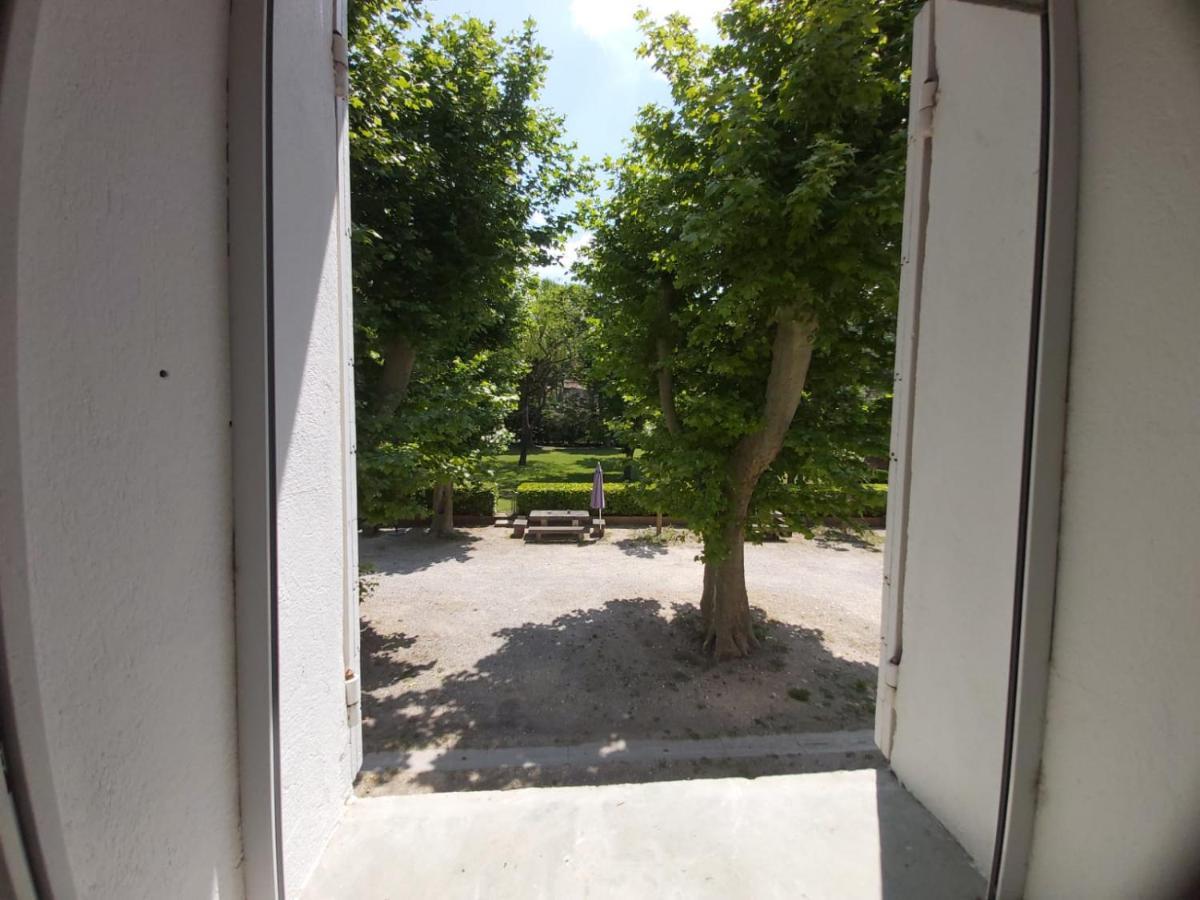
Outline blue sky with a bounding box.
[429,0,726,278]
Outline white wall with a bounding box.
[886,0,1043,870]
[0,1,242,896]
[1024,3,1200,896]
[272,0,362,892]
[1,0,359,895]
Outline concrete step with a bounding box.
[307,765,985,899]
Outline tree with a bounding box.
[581,0,917,657]
[358,350,515,534]
[349,1,587,532]
[512,278,593,464]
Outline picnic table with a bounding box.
[515,509,604,542]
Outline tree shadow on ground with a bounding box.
[360,530,482,575]
[613,538,669,558]
[812,527,883,553]
[361,622,436,683]
[360,597,878,793]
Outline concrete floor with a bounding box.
[302,768,985,899]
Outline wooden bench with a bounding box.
[525,524,587,544]
[511,517,528,538]
[523,510,592,543]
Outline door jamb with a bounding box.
[875,0,937,759]
[989,1,1079,896]
[229,0,285,897]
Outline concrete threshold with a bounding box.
[303,768,985,899]
[362,729,877,776]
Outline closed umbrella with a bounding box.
[590,463,606,513]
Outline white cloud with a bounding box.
[569,0,724,41]
[534,230,594,283]
[569,0,723,84]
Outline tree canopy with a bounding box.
[349,0,588,530]
[581,0,918,656]
[511,278,597,463]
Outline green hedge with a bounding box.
[450,485,496,516]
[515,482,887,519]
[515,482,659,516]
[863,483,888,517]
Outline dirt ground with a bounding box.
[357,525,885,794]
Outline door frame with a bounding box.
[990,1,1079,896]
[229,0,284,897]
[874,1,1079,896]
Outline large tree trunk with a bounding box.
[518,396,532,466]
[701,524,755,659]
[699,309,817,659]
[431,481,454,537]
[379,333,417,414]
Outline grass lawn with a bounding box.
[487,446,639,514]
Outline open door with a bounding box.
[875,2,1078,893]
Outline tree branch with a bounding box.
[379,333,417,414]
[731,307,818,490]
[656,274,684,436]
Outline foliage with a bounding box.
[488,445,638,513]
[580,0,916,554]
[449,485,498,516]
[348,1,588,526]
[515,482,661,516]
[509,279,604,452]
[350,7,586,359]
[513,480,885,518]
[357,352,513,526]
[536,391,610,446]
[358,563,380,604]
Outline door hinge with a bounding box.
[883,660,900,689]
[333,32,349,100]
[917,77,938,139]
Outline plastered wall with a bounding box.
[272,0,362,891]
[0,1,242,896]
[1,0,360,895]
[1024,3,1200,896]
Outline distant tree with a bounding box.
[581,0,916,656]
[357,350,516,534]
[349,1,587,533]
[512,279,594,463]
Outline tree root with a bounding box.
[702,624,759,660]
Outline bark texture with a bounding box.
[699,309,817,658]
[379,333,417,413]
[431,481,454,537]
[655,277,684,436]
[517,397,532,466]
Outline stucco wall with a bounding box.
[887,0,1042,870]
[272,0,361,892]
[1024,4,1200,896]
[0,1,242,896]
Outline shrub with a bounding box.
[453,484,497,516]
[863,483,888,518]
[514,481,886,519]
[515,481,661,516]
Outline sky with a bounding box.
[429,0,726,279]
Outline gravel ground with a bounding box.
[358,525,885,794]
